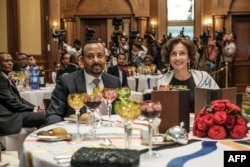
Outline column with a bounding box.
[213,15,226,32]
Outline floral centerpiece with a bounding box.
[193,99,248,139]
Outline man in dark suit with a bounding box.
[107,53,128,87]
[45,40,121,125]
[0,52,46,136]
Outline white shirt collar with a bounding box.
[84,70,103,93]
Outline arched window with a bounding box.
[167,0,194,39]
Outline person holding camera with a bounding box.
[116,36,129,64]
[218,32,236,87]
[63,39,82,56]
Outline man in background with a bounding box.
[107,53,128,87]
[63,39,82,55]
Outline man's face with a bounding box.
[120,37,127,45]
[83,43,106,77]
[117,54,126,67]
[137,39,143,46]
[28,56,36,66]
[18,54,29,68]
[0,53,13,74]
[144,57,152,66]
[62,54,70,66]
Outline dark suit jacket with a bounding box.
[45,70,121,125]
[0,72,35,136]
[107,65,128,87]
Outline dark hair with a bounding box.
[0,52,8,56]
[17,52,27,57]
[161,37,196,67]
[82,40,104,57]
[73,39,82,46]
[116,53,126,59]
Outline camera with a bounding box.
[52,29,67,49]
[215,29,225,42]
[200,30,211,48]
[85,27,96,41]
[129,29,139,45]
[112,17,123,27]
[144,30,156,43]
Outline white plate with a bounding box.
[64,117,87,124]
[31,133,72,142]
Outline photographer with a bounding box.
[63,39,82,55]
[218,33,236,87]
[116,35,129,64]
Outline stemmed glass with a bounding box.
[115,100,141,148]
[102,88,117,126]
[84,93,103,140]
[140,100,162,158]
[67,93,85,143]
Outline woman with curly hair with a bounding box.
[158,37,219,112]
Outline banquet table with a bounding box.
[127,75,161,92]
[19,115,250,167]
[20,84,55,109]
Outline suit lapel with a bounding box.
[73,70,87,93]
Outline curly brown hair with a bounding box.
[161,37,196,68]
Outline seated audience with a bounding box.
[0,52,46,136]
[45,40,121,125]
[57,53,80,80]
[158,37,219,112]
[107,53,128,87]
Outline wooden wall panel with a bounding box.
[0,0,8,52]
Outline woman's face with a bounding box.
[169,42,190,71]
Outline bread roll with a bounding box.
[37,130,51,136]
[52,127,68,137]
[69,114,76,119]
[80,113,89,122]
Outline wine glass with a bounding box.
[140,100,162,158]
[67,93,85,143]
[115,100,141,148]
[84,93,103,140]
[102,88,117,126]
[117,87,131,100]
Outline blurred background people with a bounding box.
[107,53,128,87]
[63,39,82,55]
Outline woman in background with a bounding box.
[158,37,219,112]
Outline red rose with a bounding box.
[211,100,227,111]
[208,125,227,139]
[198,107,208,116]
[230,125,247,139]
[204,113,215,127]
[214,111,227,124]
[224,115,235,129]
[225,103,241,113]
[235,116,247,126]
[193,127,207,137]
[196,117,208,131]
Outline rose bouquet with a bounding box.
[193,99,248,139]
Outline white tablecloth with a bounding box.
[20,85,55,109]
[19,115,250,167]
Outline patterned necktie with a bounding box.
[92,78,100,88]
